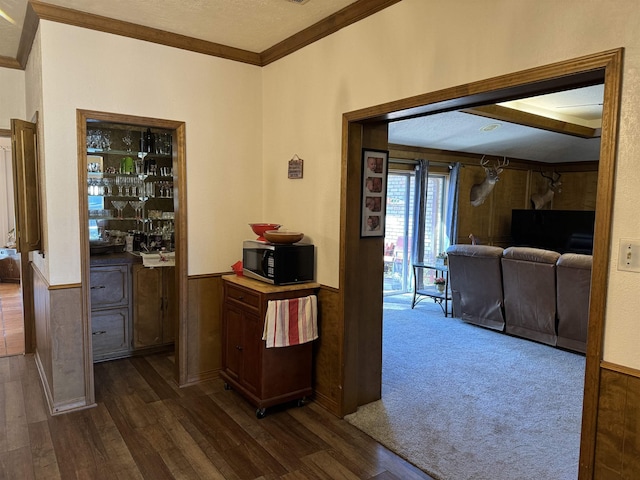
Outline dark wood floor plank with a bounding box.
[88,404,144,480]
[173,394,289,479]
[28,420,61,479]
[2,379,30,453]
[22,358,49,424]
[129,356,180,402]
[8,352,435,480]
[103,396,176,480]
[146,400,227,480]
[0,444,35,479]
[301,449,363,479]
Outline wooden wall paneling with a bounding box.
[184,275,224,385]
[313,286,341,417]
[490,168,530,246]
[456,164,492,244]
[552,171,599,211]
[624,375,640,477]
[594,367,640,479]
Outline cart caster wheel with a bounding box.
[256,408,266,419]
[297,397,307,407]
[223,382,231,390]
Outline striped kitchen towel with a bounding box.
[262,295,318,348]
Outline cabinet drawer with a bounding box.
[90,265,130,309]
[91,307,130,359]
[226,283,260,309]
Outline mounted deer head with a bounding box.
[469,156,509,207]
[531,171,562,210]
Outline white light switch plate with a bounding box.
[618,238,640,272]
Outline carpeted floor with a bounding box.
[344,294,585,480]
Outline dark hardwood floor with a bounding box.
[0,352,435,479]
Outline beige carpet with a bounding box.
[344,294,584,480]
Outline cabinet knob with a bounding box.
[236,345,243,351]
[92,330,107,336]
[91,285,106,290]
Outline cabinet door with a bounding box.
[90,265,130,309]
[239,309,262,396]
[162,267,176,344]
[132,265,163,348]
[223,303,244,383]
[91,307,130,361]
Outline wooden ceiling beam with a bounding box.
[461,104,599,138]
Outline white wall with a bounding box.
[0,67,26,129]
[261,0,640,368]
[16,0,640,371]
[36,21,263,285]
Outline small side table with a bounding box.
[412,263,450,316]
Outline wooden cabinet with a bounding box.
[90,264,131,362]
[132,264,175,350]
[0,249,20,283]
[221,275,320,418]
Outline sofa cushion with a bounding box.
[446,245,505,331]
[501,247,560,346]
[556,253,592,353]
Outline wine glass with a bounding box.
[129,200,145,220]
[122,131,133,152]
[111,200,128,219]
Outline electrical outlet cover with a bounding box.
[618,238,640,272]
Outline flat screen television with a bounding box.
[510,209,595,254]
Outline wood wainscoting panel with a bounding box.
[185,274,224,385]
[32,265,90,415]
[314,286,342,417]
[595,364,640,479]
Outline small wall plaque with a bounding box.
[288,154,304,179]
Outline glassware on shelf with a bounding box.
[103,178,112,196]
[158,181,174,198]
[111,200,128,219]
[122,131,133,152]
[129,200,146,220]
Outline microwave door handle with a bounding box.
[261,251,271,275]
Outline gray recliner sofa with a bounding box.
[556,253,592,353]
[446,244,505,331]
[501,246,561,346]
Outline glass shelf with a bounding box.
[87,148,171,158]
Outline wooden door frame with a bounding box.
[340,49,622,478]
[77,110,188,405]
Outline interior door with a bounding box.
[11,119,41,252]
[10,118,40,353]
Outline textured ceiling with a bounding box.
[0,0,358,57]
[389,84,604,163]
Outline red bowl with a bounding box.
[249,223,281,241]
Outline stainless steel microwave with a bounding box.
[242,240,314,285]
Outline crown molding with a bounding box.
[260,0,402,66]
[2,0,401,70]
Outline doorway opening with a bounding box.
[341,50,621,477]
[77,110,187,404]
[0,135,25,357]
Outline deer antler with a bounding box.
[496,157,509,169]
[480,155,489,167]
